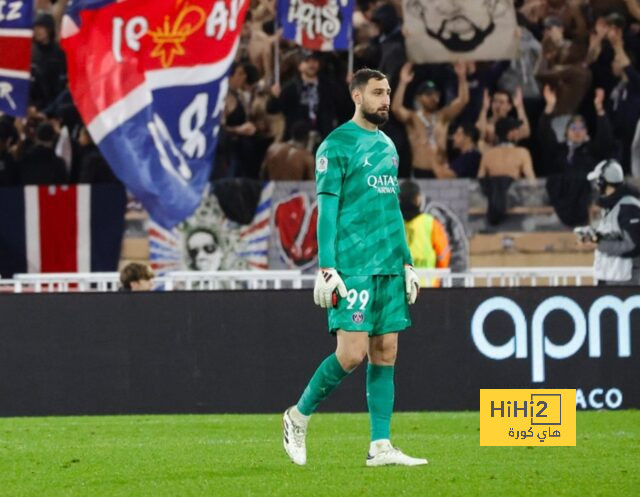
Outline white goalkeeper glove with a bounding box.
[404,265,420,305]
[313,268,347,308]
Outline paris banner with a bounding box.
[0,0,32,117]
[278,0,354,51]
[61,0,249,228]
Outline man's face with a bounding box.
[545,25,565,45]
[356,78,391,126]
[452,126,466,149]
[33,26,50,45]
[188,231,222,271]
[407,0,497,52]
[419,91,440,112]
[606,26,623,44]
[229,66,247,90]
[299,58,320,79]
[491,92,512,118]
[566,118,588,145]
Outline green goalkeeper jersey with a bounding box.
[315,120,411,276]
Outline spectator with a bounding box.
[217,63,258,178]
[0,119,18,186]
[76,128,120,184]
[368,2,406,81]
[392,61,469,178]
[30,13,67,110]
[536,15,591,116]
[269,50,344,143]
[476,87,531,146]
[18,122,68,185]
[433,123,482,179]
[119,262,154,291]
[238,7,275,84]
[399,180,451,287]
[537,85,615,177]
[604,14,640,173]
[260,121,314,180]
[478,117,536,180]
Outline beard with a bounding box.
[362,108,389,126]
[427,18,494,52]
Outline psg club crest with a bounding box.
[352,311,364,324]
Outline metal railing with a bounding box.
[0,267,596,293]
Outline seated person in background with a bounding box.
[478,117,536,180]
[475,87,531,148]
[260,121,314,180]
[537,85,615,177]
[432,123,482,179]
[392,61,469,178]
[399,181,450,287]
[119,263,154,291]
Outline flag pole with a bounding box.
[347,26,354,78]
[274,8,280,87]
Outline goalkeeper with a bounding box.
[282,68,426,467]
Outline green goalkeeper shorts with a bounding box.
[327,274,411,335]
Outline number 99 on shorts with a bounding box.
[480,389,576,446]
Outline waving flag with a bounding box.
[278,0,354,51]
[0,0,32,117]
[61,0,249,228]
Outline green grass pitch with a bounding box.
[0,411,638,497]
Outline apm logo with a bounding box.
[471,295,639,382]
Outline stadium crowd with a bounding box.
[1,0,639,186]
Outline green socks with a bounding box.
[366,363,395,441]
[296,353,350,416]
[296,355,395,441]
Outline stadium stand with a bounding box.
[0,0,639,278]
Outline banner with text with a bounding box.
[61,0,249,228]
[278,0,354,51]
[0,0,32,116]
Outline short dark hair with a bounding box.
[349,68,387,93]
[291,120,311,142]
[493,89,513,104]
[243,63,260,85]
[495,117,522,142]
[399,180,421,205]
[458,122,480,143]
[120,263,154,289]
[35,122,55,143]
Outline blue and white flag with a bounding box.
[0,0,33,117]
[61,0,249,228]
[278,0,354,52]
